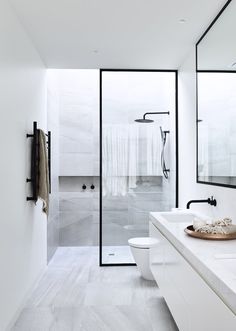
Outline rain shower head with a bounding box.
[134,111,169,124]
[135,118,154,123]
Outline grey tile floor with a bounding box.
[12,247,178,331]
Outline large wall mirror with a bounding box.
[196,0,236,187]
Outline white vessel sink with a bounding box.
[158,211,197,223]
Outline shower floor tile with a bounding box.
[102,245,135,264]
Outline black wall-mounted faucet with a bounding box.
[186,196,217,209]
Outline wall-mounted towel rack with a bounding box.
[26,121,51,201]
[46,131,51,194]
[26,121,39,201]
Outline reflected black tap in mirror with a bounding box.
[186,196,217,209]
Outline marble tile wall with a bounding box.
[59,176,99,246]
[56,70,100,247]
[59,70,99,176]
[59,175,171,247]
[47,72,60,262]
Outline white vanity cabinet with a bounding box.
[149,221,236,331]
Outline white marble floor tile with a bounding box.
[79,306,154,331]
[12,307,55,331]
[88,265,138,284]
[12,307,84,331]
[84,282,133,306]
[26,267,72,307]
[12,247,178,331]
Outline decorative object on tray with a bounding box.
[185,217,236,240]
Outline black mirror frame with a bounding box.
[195,0,236,188]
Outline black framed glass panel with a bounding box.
[100,70,178,265]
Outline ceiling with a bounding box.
[10,0,226,69]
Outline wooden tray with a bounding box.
[184,225,236,240]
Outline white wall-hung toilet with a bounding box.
[128,237,159,280]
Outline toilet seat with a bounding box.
[128,237,159,249]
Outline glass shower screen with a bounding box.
[100,70,177,265]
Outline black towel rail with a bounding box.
[26,121,51,201]
[26,121,39,201]
[46,131,51,194]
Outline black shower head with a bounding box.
[134,118,154,123]
[134,111,169,124]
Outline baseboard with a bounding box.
[6,265,48,331]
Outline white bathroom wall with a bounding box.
[0,1,47,330]
[178,49,236,219]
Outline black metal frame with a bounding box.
[26,121,39,201]
[99,69,179,266]
[47,131,52,194]
[26,121,51,201]
[196,0,236,189]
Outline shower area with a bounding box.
[47,69,177,265]
[100,70,177,265]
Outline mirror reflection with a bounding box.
[196,0,236,187]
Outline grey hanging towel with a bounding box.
[37,129,49,215]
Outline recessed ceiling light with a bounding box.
[179,19,186,23]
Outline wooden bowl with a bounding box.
[184,225,236,240]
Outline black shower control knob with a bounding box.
[82,184,86,190]
[91,184,95,190]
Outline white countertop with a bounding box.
[150,211,236,315]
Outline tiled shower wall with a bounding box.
[58,70,99,246]
[59,176,99,246]
[59,175,170,247]
[59,70,99,177]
